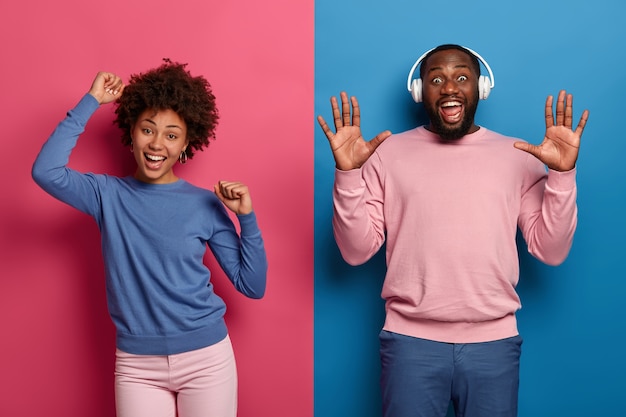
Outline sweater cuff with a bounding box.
[237,211,261,236]
[334,168,364,190]
[72,93,101,124]
[546,167,577,192]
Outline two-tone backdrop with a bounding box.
[1,0,624,416]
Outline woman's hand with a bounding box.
[214,181,253,215]
[88,72,124,105]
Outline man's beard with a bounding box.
[425,100,478,141]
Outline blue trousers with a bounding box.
[379,330,522,417]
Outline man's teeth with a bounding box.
[442,101,462,107]
[145,154,166,161]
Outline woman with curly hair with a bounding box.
[32,61,268,417]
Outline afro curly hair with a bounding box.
[114,59,219,160]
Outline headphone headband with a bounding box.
[406,46,495,102]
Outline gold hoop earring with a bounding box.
[179,150,188,165]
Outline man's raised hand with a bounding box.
[317,92,391,171]
[514,90,589,171]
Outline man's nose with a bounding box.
[441,79,459,94]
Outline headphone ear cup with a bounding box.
[411,78,423,103]
[478,75,491,100]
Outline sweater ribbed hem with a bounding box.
[383,311,518,344]
[116,320,228,355]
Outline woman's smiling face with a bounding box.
[131,108,189,184]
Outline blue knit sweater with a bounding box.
[32,94,267,355]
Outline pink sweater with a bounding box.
[333,126,577,343]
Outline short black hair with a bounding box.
[419,44,481,80]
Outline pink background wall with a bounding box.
[0,1,313,416]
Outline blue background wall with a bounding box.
[314,0,626,416]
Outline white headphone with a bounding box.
[406,46,495,103]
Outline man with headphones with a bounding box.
[317,44,589,417]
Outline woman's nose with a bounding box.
[148,134,165,148]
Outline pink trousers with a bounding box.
[115,335,237,417]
